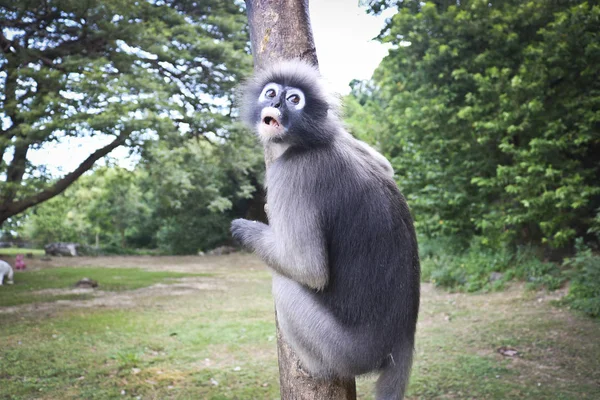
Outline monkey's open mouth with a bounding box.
[258,107,284,139]
[263,116,280,127]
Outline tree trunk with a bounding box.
[245,1,357,399]
[246,0,318,73]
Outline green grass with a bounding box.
[0,267,209,307]
[0,255,599,399]
[0,248,45,256]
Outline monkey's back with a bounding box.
[269,136,420,363]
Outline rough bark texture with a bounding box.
[245,1,357,399]
[276,319,357,400]
[246,0,318,72]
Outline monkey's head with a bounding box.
[241,60,340,148]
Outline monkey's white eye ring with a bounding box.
[287,94,300,104]
[286,88,305,109]
[260,83,280,101]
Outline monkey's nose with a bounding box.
[272,101,281,108]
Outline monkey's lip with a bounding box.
[258,107,284,138]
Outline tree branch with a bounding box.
[0,133,128,223]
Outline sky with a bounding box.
[27,1,394,175]
[311,0,393,94]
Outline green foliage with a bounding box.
[141,124,264,254]
[19,134,263,254]
[350,0,600,250]
[21,167,151,249]
[22,183,94,245]
[0,0,251,226]
[513,251,566,291]
[86,167,154,248]
[562,239,600,317]
[420,235,572,291]
[420,236,600,319]
[421,238,514,292]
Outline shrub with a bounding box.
[562,239,600,318]
[420,237,513,292]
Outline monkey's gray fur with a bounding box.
[231,60,419,400]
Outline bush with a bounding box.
[421,236,600,319]
[420,238,570,292]
[562,240,600,318]
[514,255,565,291]
[420,237,513,292]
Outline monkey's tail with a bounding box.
[375,341,414,400]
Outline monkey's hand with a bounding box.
[231,219,269,252]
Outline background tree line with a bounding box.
[12,128,262,255]
[351,0,600,252]
[1,1,598,313]
[347,0,599,315]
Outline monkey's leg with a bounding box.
[273,274,376,379]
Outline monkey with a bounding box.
[231,60,419,400]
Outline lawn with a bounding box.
[0,248,45,257]
[0,266,209,307]
[0,254,599,399]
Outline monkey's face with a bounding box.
[253,81,331,148]
[256,82,306,142]
[242,62,336,148]
[255,82,305,143]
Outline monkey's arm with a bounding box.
[231,219,328,290]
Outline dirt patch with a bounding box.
[0,277,227,315]
[6,253,265,274]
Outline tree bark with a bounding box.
[246,0,318,73]
[245,1,357,399]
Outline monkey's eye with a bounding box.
[284,88,305,109]
[259,83,281,102]
[287,94,300,104]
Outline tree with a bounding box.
[20,166,150,249]
[85,167,151,249]
[21,184,91,246]
[245,0,357,398]
[0,0,251,227]
[141,125,264,254]
[352,0,600,250]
